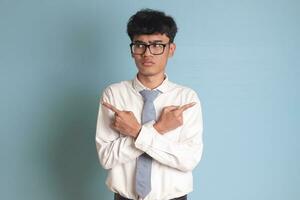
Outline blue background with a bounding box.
[1,0,299,199]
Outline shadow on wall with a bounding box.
[35,17,116,200]
[47,89,111,200]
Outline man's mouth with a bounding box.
[142,60,155,66]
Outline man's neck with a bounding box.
[137,73,165,90]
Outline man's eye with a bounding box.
[152,44,162,48]
[135,44,145,48]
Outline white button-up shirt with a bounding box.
[95,75,203,200]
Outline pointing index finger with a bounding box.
[102,102,120,114]
[179,102,197,112]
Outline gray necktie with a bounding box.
[136,89,160,198]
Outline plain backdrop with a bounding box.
[0,0,299,200]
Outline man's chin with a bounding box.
[137,70,165,78]
[136,65,165,77]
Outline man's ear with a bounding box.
[168,43,176,57]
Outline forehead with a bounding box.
[132,34,169,43]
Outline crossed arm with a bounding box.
[102,101,196,138]
[96,89,203,171]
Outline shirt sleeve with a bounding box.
[134,91,204,172]
[95,87,143,170]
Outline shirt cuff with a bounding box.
[134,120,160,152]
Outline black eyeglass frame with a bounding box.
[129,42,170,55]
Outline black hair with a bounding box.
[127,9,178,43]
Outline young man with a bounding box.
[96,9,203,200]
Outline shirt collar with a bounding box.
[132,73,174,93]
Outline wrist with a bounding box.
[133,124,142,138]
[153,122,164,134]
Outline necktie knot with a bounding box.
[139,89,160,102]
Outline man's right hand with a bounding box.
[153,102,196,134]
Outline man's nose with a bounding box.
[143,46,152,56]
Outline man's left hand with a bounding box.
[102,102,141,138]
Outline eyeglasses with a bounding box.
[130,42,169,55]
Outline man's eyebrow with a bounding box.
[133,40,146,44]
[133,40,164,44]
[149,40,163,43]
